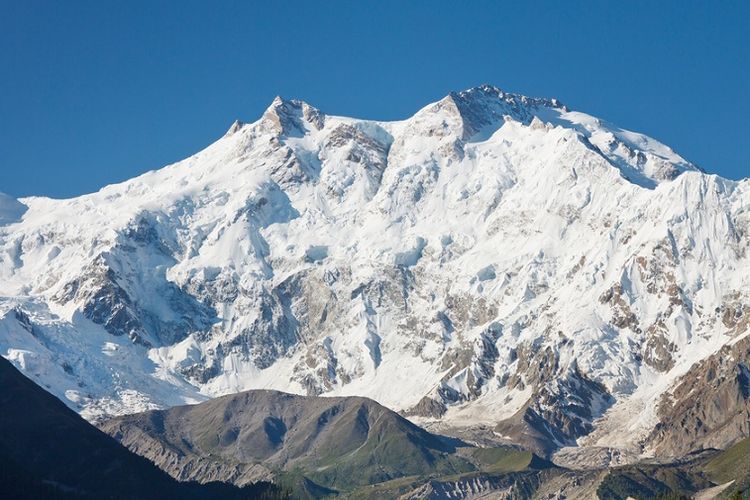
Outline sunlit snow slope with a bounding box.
[1,85,748,459]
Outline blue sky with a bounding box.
[1,1,748,198]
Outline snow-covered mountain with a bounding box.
[1,85,748,461]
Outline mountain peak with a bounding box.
[415,84,567,140]
[260,96,325,136]
[450,84,565,109]
[406,84,697,187]
[224,119,244,136]
[2,85,742,472]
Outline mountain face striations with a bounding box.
[0,85,749,463]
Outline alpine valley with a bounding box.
[2,85,750,498]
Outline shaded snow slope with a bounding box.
[0,192,27,225]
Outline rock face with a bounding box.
[647,334,750,457]
[495,363,615,455]
[1,84,749,459]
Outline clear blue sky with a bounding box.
[1,1,748,198]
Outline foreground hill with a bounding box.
[594,438,750,500]
[0,356,282,499]
[99,388,555,495]
[100,389,750,498]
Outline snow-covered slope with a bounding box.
[1,85,748,459]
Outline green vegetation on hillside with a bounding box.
[705,437,750,499]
